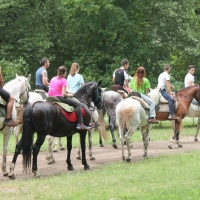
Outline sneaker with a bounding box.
[4,118,18,126]
[76,123,89,130]
[148,118,159,124]
[168,114,179,120]
[89,122,100,128]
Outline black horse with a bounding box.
[8,81,102,179]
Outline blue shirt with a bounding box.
[36,67,47,86]
[67,74,84,93]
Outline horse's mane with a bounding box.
[74,82,95,99]
[176,84,199,93]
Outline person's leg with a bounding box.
[141,93,159,123]
[0,88,17,126]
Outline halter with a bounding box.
[92,83,102,109]
[16,78,30,106]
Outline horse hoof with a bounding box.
[76,156,81,160]
[84,165,90,170]
[126,158,131,163]
[112,143,118,149]
[143,154,149,159]
[3,172,8,177]
[68,166,75,170]
[8,174,16,180]
[178,145,183,148]
[90,157,96,161]
[60,147,66,150]
[194,139,198,142]
[168,145,172,149]
[48,160,55,165]
[100,144,104,147]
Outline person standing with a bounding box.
[130,66,159,124]
[67,63,84,93]
[0,66,18,126]
[112,59,132,94]
[157,64,178,120]
[184,65,195,87]
[48,66,90,130]
[35,58,50,92]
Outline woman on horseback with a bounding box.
[48,66,90,130]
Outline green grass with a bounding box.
[0,117,199,200]
[0,152,200,200]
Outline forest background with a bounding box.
[1,0,200,90]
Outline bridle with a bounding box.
[92,83,102,110]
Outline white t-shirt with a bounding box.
[184,73,194,87]
[157,72,170,90]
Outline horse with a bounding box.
[98,90,123,149]
[148,85,200,148]
[116,97,151,162]
[8,81,102,179]
[13,91,44,144]
[0,74,30,176]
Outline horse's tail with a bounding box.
[116,100,139,135]
[22,105,34,172]
[98,110,109,141]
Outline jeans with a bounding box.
[140,93,155,118]
[160,89,175,115]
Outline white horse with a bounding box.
[0,74,30,176]
[13,91,44,144]
[116,97,151,162]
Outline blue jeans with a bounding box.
[160,89,175,115]
[140,93,155,118]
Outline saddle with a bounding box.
[111,85,130,99]
[34,89,48,100]
[46,96,84,122]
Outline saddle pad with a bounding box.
[129,96,149,110]
[160,95,168,104]
[117,90,128,99]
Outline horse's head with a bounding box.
[92,81,102,109]
[16,74,31,106]
[148,88,160,106]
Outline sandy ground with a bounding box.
[0,136,200,181]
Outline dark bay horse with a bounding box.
[8,81,102,179]
[149,85,200,149]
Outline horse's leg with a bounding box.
[88,128,95,160]
[80,132,90,170]
[46,135,56,164]
[76,137,81,160]
[32,135,46,177]
[194,117,200,142]
[2,128,12,176]
[98,129,104,147]
[59,137,66,150]
[119,126,126,161]
[109,116,117,149]
[125,133,132,163]
[66,135,74,170]
[142,125,150,158]
[8,139,23,180]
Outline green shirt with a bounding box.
[130,77,151,94]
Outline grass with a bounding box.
[0,117,199,200]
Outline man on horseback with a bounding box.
[112,59,132,94]
[130,66,159,124]
[184,65,195,87]
[0,67,18,126]
[157,64,178,120]
[35,58,50,92]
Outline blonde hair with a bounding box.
[70,63,80,76]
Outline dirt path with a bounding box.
[1,136,200,181]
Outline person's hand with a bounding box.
[67,93,73,98]
[170,85,175,90]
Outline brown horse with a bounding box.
[148,85,200,149]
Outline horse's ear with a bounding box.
[16,74,19,78]
[102,87,107,92]
[27,74,31,82]
[98,80,102,87]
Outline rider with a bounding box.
[184,65,195,87]
[35,58,50,92]
[130,66,159,124]
[112,59,132,94]
[48,66,91,130]
[0,66,18,126]
[157,64,179,120]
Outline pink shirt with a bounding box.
[48,76,67,97]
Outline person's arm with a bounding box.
[62,86,73,97]
[42,70,49,86]
[188,80,194,86]
[166,80,173,96]
[0,67,4,87]
[145,88,150,95]
[124,79,129,87]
